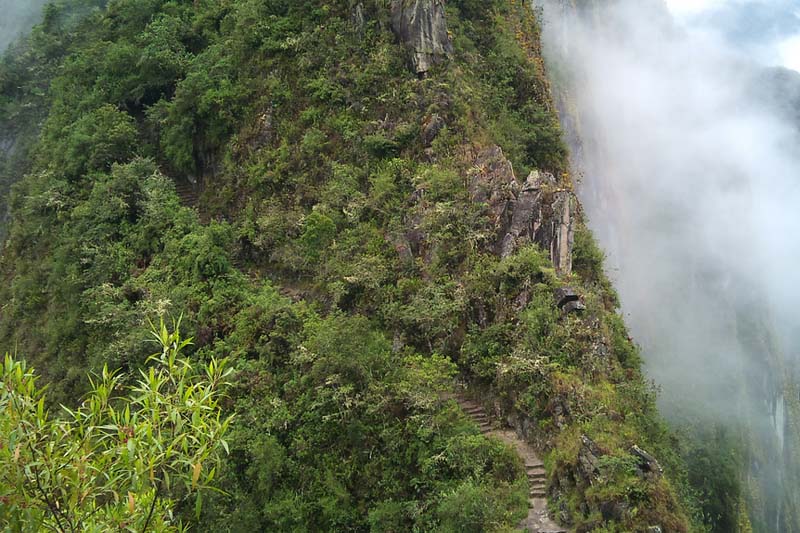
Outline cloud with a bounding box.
[537,0,800,516]
[665,0,800,71]
[0,0,47,51]
[663,0,732,17]
[779,34,800,71]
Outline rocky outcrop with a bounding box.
[421,113,445,147]
[630,445,663,479]
[468,146,576,274]
[554,287,579,307]
[390,146,575,276]
[554,287,585,314]
[390,0,453,75]
[351,2,366,38]
[577,435,603,483]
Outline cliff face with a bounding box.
[0,1,693,531]
[389,0,453,75]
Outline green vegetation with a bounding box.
[0,321,231,532]
[0,0,704,530]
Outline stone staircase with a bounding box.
[527,461,547,500]
[174,179,198,207]
[455,395,566,533]
[171,178,254,273]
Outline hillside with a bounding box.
[0,1,699,531]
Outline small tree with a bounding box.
[0,320,233,532]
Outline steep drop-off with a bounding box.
[537,0,800,531]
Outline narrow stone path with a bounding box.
[455,395,566,533]
[174,179,198,207]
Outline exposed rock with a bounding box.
[389,231,414,263]
[390,0,453,75]
[562,300,586,315]
[600,500,630,522]
[391,187,435,266]
[551,399,570,429]
[513,288,531,312]
[248,110,274,152]
[392,331,405,353]
[468,146,575,274]
[630,445,664,479]
[421,113,445,147]
[393,147,575,277]
[647,527,663,533]
[0,134,16,156]
[554,287,580,308]
[351,2,366,37]
[577,435,603,483]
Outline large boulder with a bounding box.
[390,0,453,75]
[468,146,576,274]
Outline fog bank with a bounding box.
[537,0,800,529]
[0,0,47,51]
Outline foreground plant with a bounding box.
[0,320,233,532]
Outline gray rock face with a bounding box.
[421,113,445,147]
[577,435,603,483]
[351,2,366,38]
[630,445,663,479]
[562,300,586,314]
[554,287,580,308]
[468,146,575,274]
[0,133,17,157]
[390,0,453,75]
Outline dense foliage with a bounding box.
[0,321,231,532]
[0,0,704,530]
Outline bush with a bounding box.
[0,320,233,532]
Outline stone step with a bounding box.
[527,471,546,479]
[530,491,547,498]
[174,180,200,207]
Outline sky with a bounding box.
[664,0,800,71]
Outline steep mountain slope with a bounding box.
[0,1,698,531]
